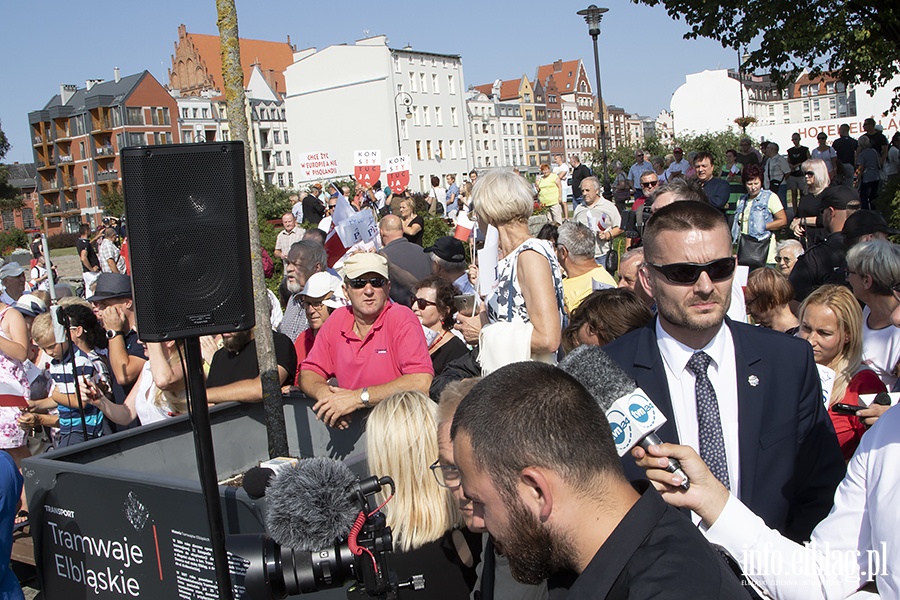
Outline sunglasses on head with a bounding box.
[347,277,387,289]
[410,295,437,310]
[647,257,736,284]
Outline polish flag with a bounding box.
[454,211,476,241]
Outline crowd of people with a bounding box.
[0,119,898,597]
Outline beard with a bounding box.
[222,329,253,353]
[655,288,729,333]
[498,496,577,585]
[286,277,303,295]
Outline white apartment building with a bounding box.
[246,66,294,188]
[671,68,900,146]
[466,89,502,170]
[283,35,470,191]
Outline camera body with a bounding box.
[229,475,421,600]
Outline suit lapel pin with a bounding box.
[748,375,759,387]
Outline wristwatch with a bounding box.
[106,330,125,339]
[360,387,370,408]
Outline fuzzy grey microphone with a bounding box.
[265,457,361,551]
[559,345,690,490]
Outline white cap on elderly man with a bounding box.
[300,272,347,309]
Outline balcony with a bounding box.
[58,154,73,164]
[40,180,58,194]
[96,170,119,182]
[92,119,112,132]
[33,135,43,145]
[96,145,116,157]
[56,131,73,142]
[37,159,56,171]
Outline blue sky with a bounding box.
[1,0,739,164]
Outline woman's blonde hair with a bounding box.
[798,285,862,402]
[801,158,830,195]
[366,391,461,552]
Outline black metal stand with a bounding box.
[184,337,233,600]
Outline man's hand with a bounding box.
[631,442,730,527]
[312,386,361,429]
[454,308,486,345]
[857,402,890,427]
[100,304,126,331]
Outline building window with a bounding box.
[451,107,458,126]
[459,139,466,159]
[524,94,531,103]
[427,140,433,159]
[127,132,144,146]
[278,173,284,187]
[435,106,442,126]
[151,107,170,126]
[432,74,439,94]
[125,107,144,126]
[416,141,422,160]
[288,172,293,187]
[450,141,457,159]
[413,106,421,126]
[21,208,34,229]
[273,131,280,144]
[437,140,444,159]
[82,166,89,183]
[424,106,431,126]
[420,73,427,93]
[85,189,92,208]
[286,151,291,166]
[409,72,417,92]
[448,75,455,94]
[182,108,189,119]
[1,211,13,231]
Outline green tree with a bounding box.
[675,130,745,171]
[0,119,23,208]
[100,186,125,218]
[253,179,293,221]
[632,0,900,112]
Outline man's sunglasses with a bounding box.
[347,277,387,289]
[410,295,437,310]
[641,180,660,188]
[647,257,736,284]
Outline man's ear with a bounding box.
[638,265,655,299]
[518,467,554,523]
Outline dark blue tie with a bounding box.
[687,351,730,489]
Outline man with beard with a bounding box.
[604,202,844,543]
[278,241,329,342]
[205,326,297,403]
[451,361,747,598]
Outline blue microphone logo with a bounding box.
[607,409,633,453]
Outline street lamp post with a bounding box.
[578,5,611,198]
[394,92,413,155]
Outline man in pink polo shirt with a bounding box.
[300,252,433,428]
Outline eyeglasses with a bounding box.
[641,180,659,188]
[347,277,387,289]
[429,459,461,489]
[647,257,736,284]
[410,295,437,310]
[804,171,816,177]
[774,255,793,264]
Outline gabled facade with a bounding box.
[28,70,178,234]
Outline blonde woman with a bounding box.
[798,285,885,460]
[366,391,480,598]
[791,158,830,247]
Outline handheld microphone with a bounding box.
[242,466,275,499]
[264,457,361,551]
[559,345,690,490]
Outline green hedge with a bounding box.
[0,229,28,254]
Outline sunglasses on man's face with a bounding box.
[647,257,736,284]
[347,277,387,289]
[641,180,659,188]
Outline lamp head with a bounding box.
[577,5,608,37]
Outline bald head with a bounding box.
[379,214,403,243]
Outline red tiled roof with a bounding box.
[536,60,581,93]
[182,29,295,95]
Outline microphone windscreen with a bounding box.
[873,392,892,406]
[559,345,637,412]
[265,457,359,551]
[242,466,275,499]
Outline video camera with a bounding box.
[228,474,424,599]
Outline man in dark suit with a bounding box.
[604,201,844,543]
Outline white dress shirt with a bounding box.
[656,319,742,514]
[666,158,692,179]
[705,403,900,599]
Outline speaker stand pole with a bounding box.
[184,337,234,600]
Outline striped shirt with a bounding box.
[50,345,105,446]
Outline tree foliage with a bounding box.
[632,0,900,113]
[594,129,744,174]
[0,119,22,206]
[253,179,293,221]
[100,186,125,218]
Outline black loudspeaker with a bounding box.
[121,142,255,341]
